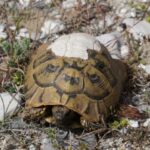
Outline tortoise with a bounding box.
[23,33,127,128]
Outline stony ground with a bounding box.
[0,0,150,149]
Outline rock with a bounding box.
[131,95,141,106]
[138,0,150,2]
[117,6,136,18]
[120,127,128,134]
[0,92,21,121]
[40,138,55,150]
[123,18,150,40]
[81,133,97,150]
[19,0,30,8]
[98,14,116,29]
[96,32,129,59]
[29,144,36,150]
[128,120,139,128]
[0,24,5,32]
[138,64,150,74]
[0,24,7,39]
[62,0,86,9]
[16,28,30,40]
[0,0,4,5]
[41,20,65,36]
[137,104,150,116]
[9,25,16,31]
[0,32,7,39]
[143,118,150,127]
[35,0,52,5]
[107,0,127,8]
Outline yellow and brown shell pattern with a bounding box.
[25,44,126,123]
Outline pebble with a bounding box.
[16,28,30,40]
[131,95,141,106]
[138,64,150,74]
[62,0,86,9]
[41,20,65,35]
[0,24,5,32]
[143,118,150,127]
[29,144,36,150]
[0,92,21,121]
[9,25,16,31]
[40,138,55,150]
[128,120,139,128]
[0,32,7,39]
[19,0,30,8]
[137,105,150,115]
[120,127,128,134]
[143,65,150,74]
[35,0,52,5]
[0,24,7,39]
[138,0,150,2]
[118,7,136,18]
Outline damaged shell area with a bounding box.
[48,33,111,60]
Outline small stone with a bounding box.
[138,0,150,2]
[45,0,52,4]
[143,118,150,127]
[120,127,128,134]
[41,20,65,35]
[128,120,139,128]
[120,45,130,58]
[0,32,7,39]
[117,6,136,18]
[19,0,30,8]
[144,65,150,74]
[40,138,55,150]
[29,144,36,150]
[131,95,141,106]
[0,24,5,32]
[130,8,136,18]
[138,64,150,74]
[62,0,86,9]
[9,25,16,31]
[16,28,30,39]
[137,105,150,115]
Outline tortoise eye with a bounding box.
[88,74,100,83]
[45,64,59,73]
[95,60,105,70]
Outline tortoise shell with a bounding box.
[25,33,127,124]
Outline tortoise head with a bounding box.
[52,105,79,126]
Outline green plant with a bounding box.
[109,118,128,129]
[0,38,30,64]
[11,71,24,86]
[146,16,150,23]
[129,2,147,11]
[45,128,59,149]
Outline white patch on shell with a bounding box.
[48,33,103,60]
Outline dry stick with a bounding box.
[0,67,8,72]
[77,128,108,139]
